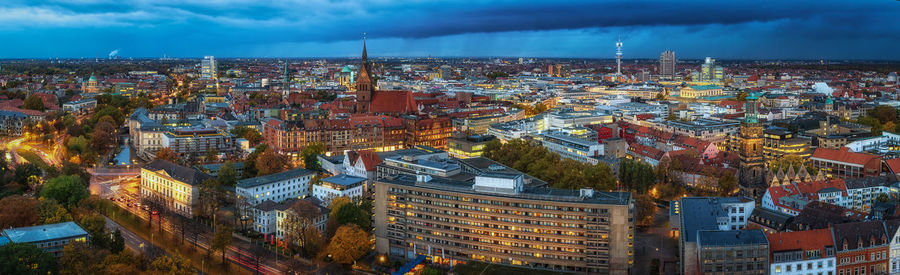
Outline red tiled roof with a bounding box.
[886,158,900,174]
[767,229,834,260]
[811,147,881,167]
[370,90,417,114]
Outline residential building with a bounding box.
[374,173,634,274]
[140,159,213,218]
[696,230,769,275]
[313,174,366,205]
[161,127,237,157]
[832,221,889,275]
[251,197,328,239]
[767,229,836,275]
[0,222,90,257]
[0,110,27,136]
[884,220,900,274]
[236,167,316,205]
[844,176,895,212]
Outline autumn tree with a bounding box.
[211,225,233,264]
[149,255,196,275]
[283,200,326,257]
[634,194,657,227]
[321,224,371,265]
[91,120,117,153]
[37,197,73,224]
[0,195,39,228]
[217,161,240,186]
[156,147,179,163]
[0,243,57,274]
[23,94,45,111]
[59,242,109,275]
[256,149,290,176]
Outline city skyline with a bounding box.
[0,0,898,60]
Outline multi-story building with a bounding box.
[763,128,812,161]
[767,229,836,275]
[676,197,755,275]
[0,222,90,257]
[659,50,676,79]
[161,127,237,158]
[0,110,27,136]
[403,115,453,150]
[128,107,167,159]
[696,230,769,275]
[313,174,366,205]
[809,147,882,179]
[678,85,725,99]
[140,160,212,218]
[201,56,217,80]
[236,167,316,205]
[62,98,97,115]
[263,115,406,162]
[539,130,603,165]
[375,148,461,179]
[844,176,895,212]
[251,197,328,238]
[374,173,634,274]
[447,133,496,159]
[832,221,889,275]
[657,118,739,149]
[884,220,900,274]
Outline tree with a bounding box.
[97,251,142,274]
[218,161,239,186]
[634,194,657,227]
[156,147,179,163]
[300,142,326,171]
[256,149,289,176]
[149,255,196,275]
[37,198,74,224]
[204,149,219,163]
[91,120,117,153]
[40,175,89,208]
[12,162,41,187]
[618,159,656,193]
[110,229,125,253]
[877,193,892,203]
[283,200,326,257]
[717,171,738,196]
[59,242,109,275]
[321,224,371,265]
[0,243,57,275]
[234,196,255,233]
[23,94,45,111]
[211,225,233,264]
[77,213,110,249]
[198,179,225,226]
[0,195,39,228]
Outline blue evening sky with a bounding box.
[1,0,898,60]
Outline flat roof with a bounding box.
[321,174,366,187]
[237,167,315,188]
[2,222,88,243]
[697,229,768,247]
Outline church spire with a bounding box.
[362,35,368,62]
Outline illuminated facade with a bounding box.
[374,174,634,274]
[263,115,406,162]
[739,95,767,198]
[447,133,495,159]
[404,116,453,150]
[140,160,212,218]
[763,128,812,161]
[161,127,237,157]
[236,167,315,205]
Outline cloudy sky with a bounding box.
[1,0,898,59]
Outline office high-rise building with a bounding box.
[659,50,676,79]
[201,56,217,80]
[375,173,634,274]
[700,57,724,81]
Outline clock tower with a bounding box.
[739,94,766,198]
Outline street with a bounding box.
[104,216,168,257]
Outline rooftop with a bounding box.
[697,229,768,247]
[2,222,89,243]
[237,167,315,188]
[143,159,212,186]
[321,174,366,187]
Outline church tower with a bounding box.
[739,93,766,198]
[355,39,375,113]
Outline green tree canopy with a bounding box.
[40,175,89,208]
[0,243,57,275]
[23,94,45,111]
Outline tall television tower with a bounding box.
[616,36,623,77]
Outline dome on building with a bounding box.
[342,66,352,73]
